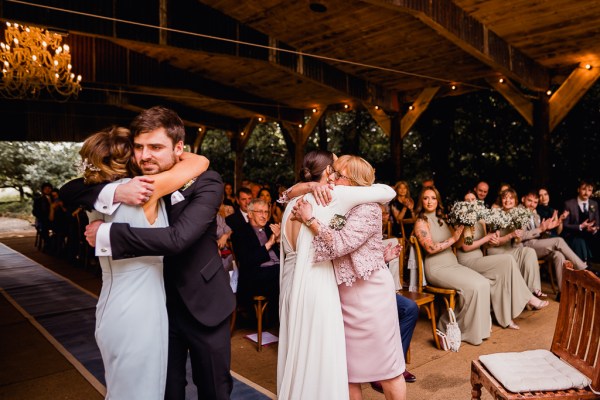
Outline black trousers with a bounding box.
[165,291,232,400]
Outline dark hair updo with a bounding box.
[299,150,334,182]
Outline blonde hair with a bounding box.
[333,155,375,187]
[79,126,140,184]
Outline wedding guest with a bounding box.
[294,155,406,399]
[258,187,282,224]
[473,181,490,206]
[226,187,252,233]
[562,181,599,263]
[537,187,567,237]
[32,182,53,250]
[390,180,414,237]
[487,188,546,298]
[223,182,236,206]
[414,186,491,345]
[492,183,511,209]
[522,190,588,299]
[457,191,548,331]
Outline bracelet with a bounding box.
[305,217,316,227]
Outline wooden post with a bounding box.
[192,125,207,154]
[318,111,328,150]
[390,113,403,181]
[231,118,258,191]
[532,94,550,188]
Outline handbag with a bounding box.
[445,308,461,352]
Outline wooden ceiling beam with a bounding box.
[486,78,534,126]
[364,103,392,136]
[401,86,440,138]
[549,63,600,132]
[365,0,550,91]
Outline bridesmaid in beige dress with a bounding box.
[456,191,549,330]
[486,188,546,298]
[414,186,491,345]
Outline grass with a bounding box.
[0,200,34,221]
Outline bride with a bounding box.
[78,126,208,399]
[277,150,395,399]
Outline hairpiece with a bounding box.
[75,158,101,177]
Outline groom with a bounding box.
[60,106,235,399]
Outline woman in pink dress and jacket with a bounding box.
[294,155,406,400]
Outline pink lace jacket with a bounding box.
[313,203,386,286]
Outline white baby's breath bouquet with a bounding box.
[507,206,533,230]
[483,208,512,232]
[447,200,487,244]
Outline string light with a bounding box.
[343,104,349,109]
[498,78,505,83]
[298,123,303,128]
[257,117,264,122]
[374,105,380,110]
[546,89,552,96]
[585,64,592,70]
[408,105,414,111]
[311,108,317,113]
[451,85,457,90]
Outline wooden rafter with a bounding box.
[192,125,207,154]
[281,107,326,174]
[487,78,534,126]
[364,103,392,136]
[401,87,440,138]
[549,63,600,131]
[366,0,550,90]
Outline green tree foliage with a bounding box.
[0,142,81,200]
[200,129,235,184]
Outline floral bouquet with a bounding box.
[483,208,512,232]
[329,214,347,231]
[447,201,487,244]
[507,206,533,230]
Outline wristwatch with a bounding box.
[305,217,316,227]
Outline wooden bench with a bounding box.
[470,267,600,399]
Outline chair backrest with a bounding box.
[409,235,425,292]
[551,268,600,390]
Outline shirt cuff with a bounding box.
[94,182,122,215]
[95,222,113,256]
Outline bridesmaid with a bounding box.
[486,188,546,298]
[414,186,491,345]
[390,180,415,237]
[456,191,548,330]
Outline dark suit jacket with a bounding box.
[563,198,599,237]
[225,208,247,234]
[229,221,279,306]
[59,172,235,327]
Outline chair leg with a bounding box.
[253,295,268,352]
[546,261,557,294]
[428,302,441,350]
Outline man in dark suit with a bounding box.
[562,180,599,263]
[225,187,252,233]
[61,106,235,400]
[32,182,53,250]
[229,198,280,324]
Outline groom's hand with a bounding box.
[85,220,103,247]
[114,176,155,205]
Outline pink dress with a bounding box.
[313,203,404,383]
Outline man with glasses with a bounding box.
[229,198,281,325]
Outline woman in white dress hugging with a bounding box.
[80,126,208,400]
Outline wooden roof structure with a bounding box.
[2,0,600,183]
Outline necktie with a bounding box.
[583,203,588,214]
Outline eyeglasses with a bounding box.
[330,168,354,182]
[250,210,270,215]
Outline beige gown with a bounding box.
[422,212,491,345]
[456,222,531,327]
[487,228,541,292]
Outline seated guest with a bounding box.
[381,203,392,238]
[457,191,548,331]
[223,182,236,206]
[229,198,280,323]
[48,189,69,256]
[225,187,252,232]
[217,202,234,271]
[487,188,546,298]
[414,186,491,345]
[522,190,588,299]
[473,181,490,206]
[258,187,282,224]
[537,187,567,237]
[390,180,415,237]
[32,182,53,250]
[562,180,599,263]
[491,183,511,209]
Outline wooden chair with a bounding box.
[411,235,457,311]
[396,236,440,351]
[471,268,600,399]
[227,240,269,352]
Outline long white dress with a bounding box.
[91,180,169,400]
[277,184,395,400]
